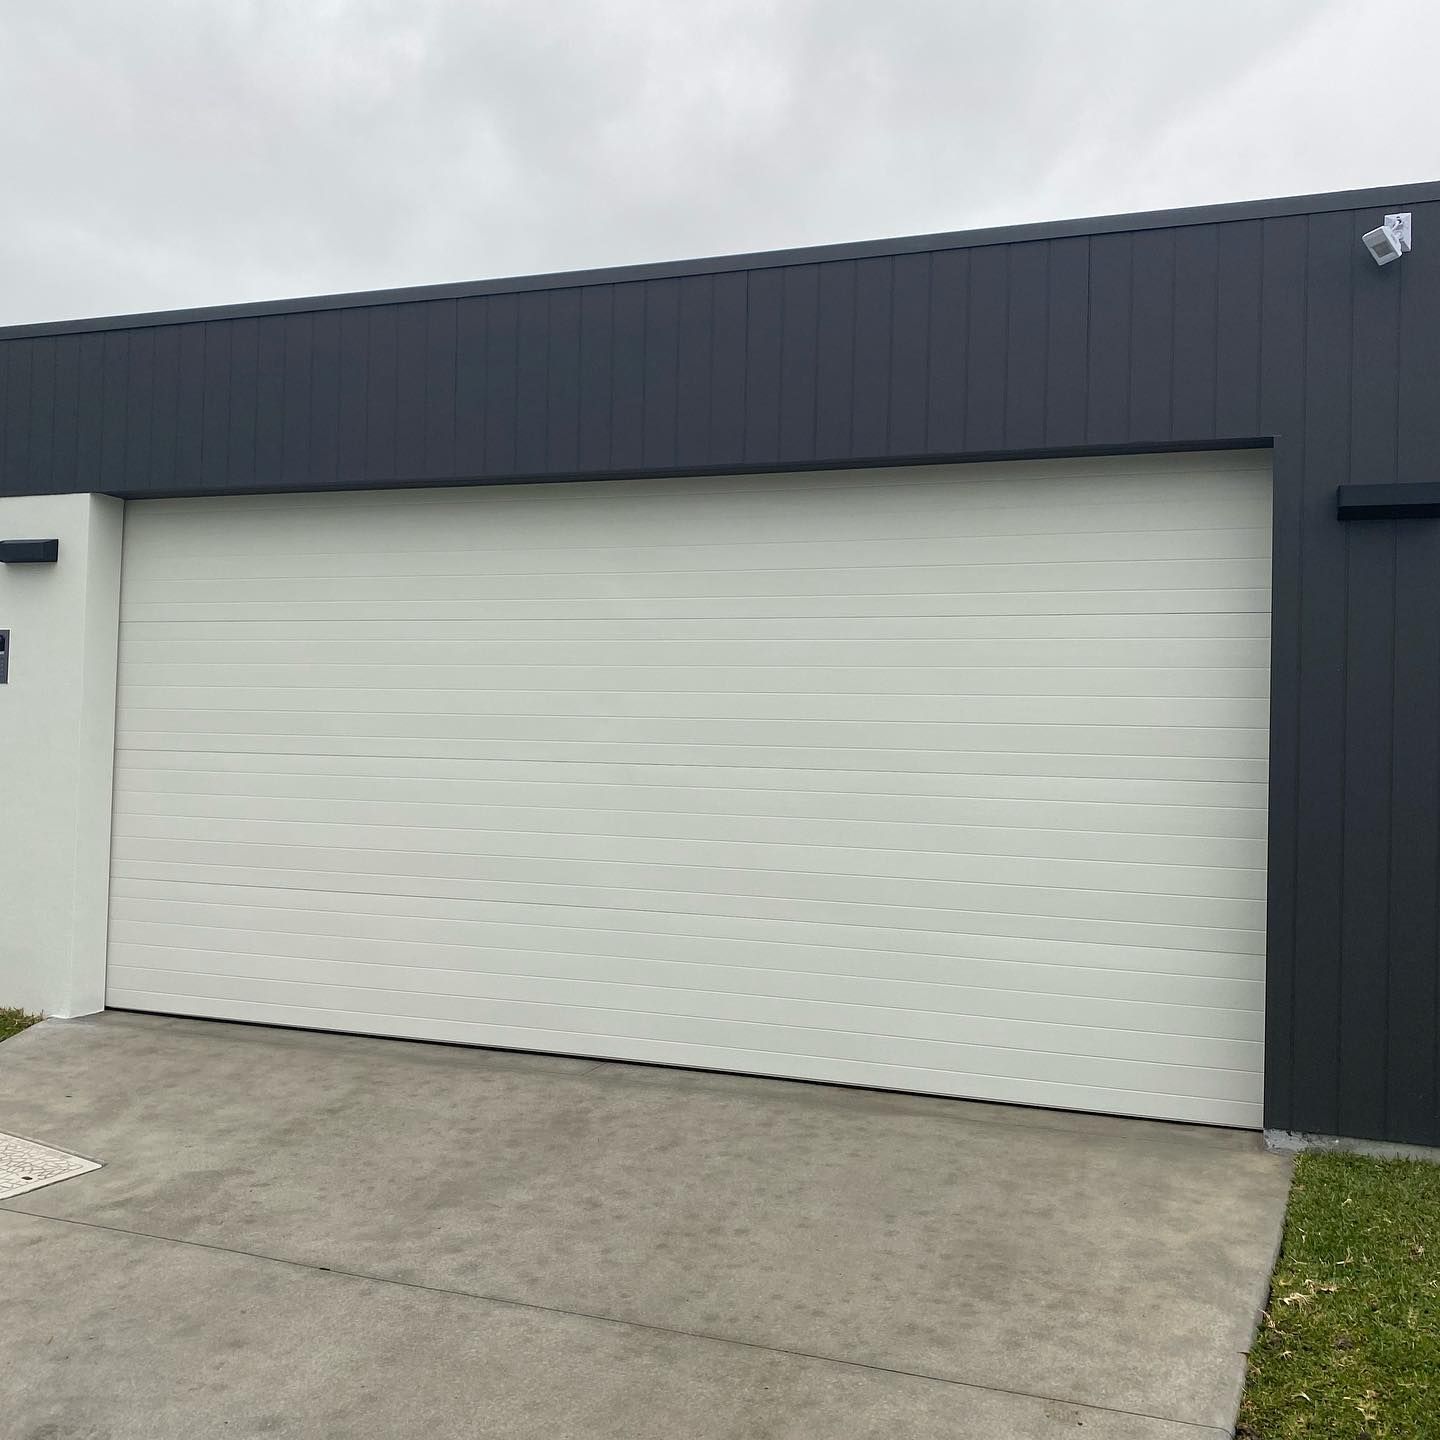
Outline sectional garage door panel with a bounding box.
[107,452,1272,1125]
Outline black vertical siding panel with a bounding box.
[777,265,820,464]
[25,338,55,493]
[1396,201,1440,484]
[74,334,107,491]
[422,300,457,480]
[514,292,550,475]
[964,248,1007,451]
[674,275,714,469]
[197,325,230,490]
[643,278,680,469]
[1214,222,1263,437]
[101,332,132,491]
[1287,212,1353,1137]
[1338,521,1395,1141]
[253,317,286,487]
[545,289,581,474]
[1384,211,1440,1142]
[1043,238,1087,446]
[365,307,400,484]
[576,287,613,471]
[743,268,783,464]
[1085,233,1131,443]
[308,310,342,488]
[709,271,748,465]
[173,327,206,490]
[1003,243,1048,450]
[0,346,8,483]
[335,308,370,485]
[394,304,429,482]
[122,329,154,494]
[1387,524,1440,1142]
[482,294,519,474]
[146,328,180,493]
[850,257,892,457]
[814,261,857,460]
[1,342,30,491]
[225,319,258,492]
[282,314,314,488]
[1128,230,1174,441]
[1170,225,1219,441]
[453,298,487,478]
[888,253,930,456]
[50,337,80,493]
[1256,216,1307,1134]
[609,284,646,471]
[1341,254,1404,1136]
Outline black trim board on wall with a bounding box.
[3,180,1440,1147]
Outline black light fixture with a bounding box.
[0,539,60,563]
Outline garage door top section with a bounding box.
[108,451,1272,1126]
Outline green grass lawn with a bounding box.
[1238,1151,1440,1439]
[0,1007,42,1042]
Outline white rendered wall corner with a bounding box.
[0,493,123,1017]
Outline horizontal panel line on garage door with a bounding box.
[108,871,1264,959]
[114,748,1268,788]
[139,521,1271,568]
[107,964,1261,1081]
[109,854,1265,938]
[117,704,1268,730]
[109,891,1264,987]
[105,922,1263,1027]
[110,818,1266,886]
[114,788,1267,839]
[114,770,1269,812]
[110,848,1265,932]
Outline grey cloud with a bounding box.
[0,0,1435,325]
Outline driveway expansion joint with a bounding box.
[0,1205,1231,1435]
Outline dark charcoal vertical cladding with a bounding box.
[1128,229,1174,441]
[1085,232,1131,443]
[888,253,931,456]
[1289,212,1353,1137]
[814,261,857,460]
[394,304,430,482]
[514,292,551,476]
[309,310,343,488]
[576,287,613,472]
[609,283,646,471]
[1003,243,1047,450]
[643,278,680,470]
[1388,523,1440,1142]
[225,319,258,492]
[1044,237,1086,445]
[743,268,783,464]
[282,314,315,489]
[709,271,748,465]
[778,265,820,463]
[964,247,1007,452]
[453,297,487,478]
[674,274,714,469]
[25,337,54,494]
[4,183,1440,1145]
[254,317,287,488]
[545,289,581,475]
[1170,225,1218,442]
[850,257,892,457]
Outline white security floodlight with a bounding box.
[1362,213,1412,267]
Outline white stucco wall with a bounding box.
[0,494,123,1017]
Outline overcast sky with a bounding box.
[1,1,1436,326]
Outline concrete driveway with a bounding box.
[0,1013,1290,1439]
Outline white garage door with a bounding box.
[107,451,1271,1126]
